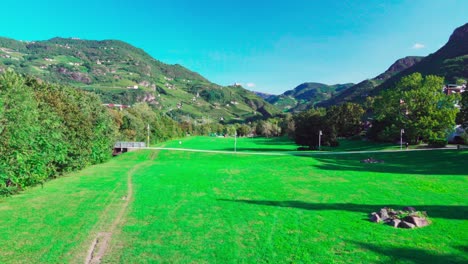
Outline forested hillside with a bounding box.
[317,56,423,107]
[370,23,468,97]
[267,82,354,112]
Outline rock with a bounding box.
[370,212,381,223]
[398,221,416,229]
[380,208,390,221]
[404,216,429,227]
[403,206,416,212]
[389,219,401,228]
[370,207,430,228]
[388,209,398,218]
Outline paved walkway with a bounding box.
[126,145,462,157]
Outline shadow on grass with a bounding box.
[349,241,467,264]
[303,150,468,176]
[217,200,468,220]
[221,147,295,152]
[251,137,296,146]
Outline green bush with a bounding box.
[0,186,19,196]
[427,138,448,148]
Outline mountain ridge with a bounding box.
[317,56,424,107]
[267,82,354,112]
[370,23,468,96]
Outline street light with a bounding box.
[319,130,322,151]
[400,129,404,150]
[234,131,237,152]
[147,124,150,148]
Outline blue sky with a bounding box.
[0,0,466,94]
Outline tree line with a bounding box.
[0,70,184,195]
[0,71,465,194]
[291,73,462,149]
[181,72,464,150]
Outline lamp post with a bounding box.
[147,124,150,148]
[319,130,322,151]
[400,129,404,150]
[234,131,237,152]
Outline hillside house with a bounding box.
[102,103,131,110]
[444,84,466,95]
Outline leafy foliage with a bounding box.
[293,108,338,149]
[325,103,364,137]
[0,70,189,194]
[456,91,468,126]
[371,73,459,143]
[0,71,117,191]
[427,138,448,148]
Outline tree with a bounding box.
[279,114,295,138]
[236,124,251,137]
[326,103,364,137]
[293,108,338,149]
[373,73,459,143]
[456,91,468,127]
[256,121,273,137]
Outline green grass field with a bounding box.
[0,137,466,263]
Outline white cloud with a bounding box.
[246,82,256,88]
[412,43,425,49]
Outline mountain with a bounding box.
[370,23,468,96]
[253,91,275,100]
[320,23,468,107]
[0,37,278,123]
[267,82,354,112]
[318,56,423,107]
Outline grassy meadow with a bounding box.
[0,137,466,263]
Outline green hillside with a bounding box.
[268,82,354,112]
[0,37,278,123]
[319,23,467,107]
[318,56,423,107]
[371,23,468,96]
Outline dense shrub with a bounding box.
[427,138,448,148]
[0,71,119,194]
[0,70,187,195]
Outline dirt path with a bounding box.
[84,153,155,264]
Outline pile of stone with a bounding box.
[369,207,430,228]
[361,157,384,163]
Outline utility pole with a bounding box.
[319,130,322,151]
[234,132,237,152]
[400,129,404,150]
[147,124,150,148]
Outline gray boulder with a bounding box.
[389,219,401,228]
[398,221,416,229]
[370,212,381,223]
[404,216,429,227]
[380,208,390,221]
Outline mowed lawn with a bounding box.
[0,137,467,263]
